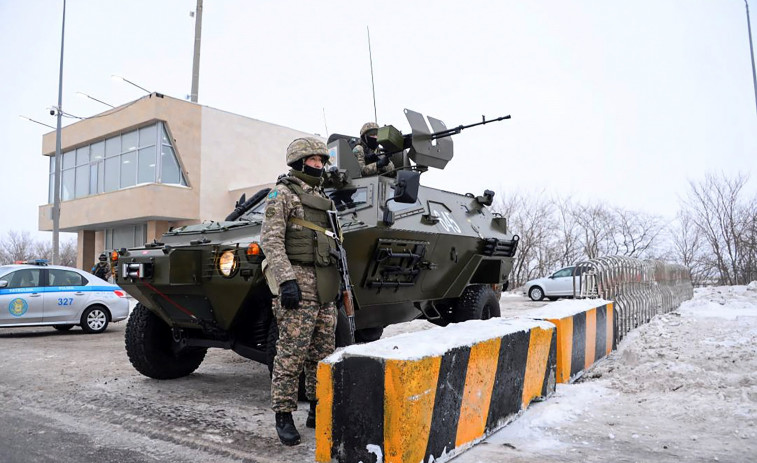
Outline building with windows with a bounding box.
[39,93,317,270]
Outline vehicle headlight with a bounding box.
[218,250,238,277]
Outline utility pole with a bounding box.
[746,0,757,116]
[190,0,203,103]
[52,0,66,265]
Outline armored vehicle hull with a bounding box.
[115,110,518,379]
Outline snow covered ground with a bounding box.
[446,284,757,463]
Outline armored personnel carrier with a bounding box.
[116,109,519,379]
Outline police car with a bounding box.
[0,260,129,333]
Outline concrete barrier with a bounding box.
[523,299,614,383]
[315,318,557,463]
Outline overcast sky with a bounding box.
[1,0,755,240]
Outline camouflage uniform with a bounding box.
[261,138,339,413]
[353,121,394,176]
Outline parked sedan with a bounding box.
[0,260,129,333]
[524,266,583,301]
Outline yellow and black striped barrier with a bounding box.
[524,300,614,383]
[315,318,557,463]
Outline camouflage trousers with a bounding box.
[271,297,337,412]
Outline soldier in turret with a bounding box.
[260,137,341,446]
[353,121,394,176]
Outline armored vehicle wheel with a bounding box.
[125,303,207,379]
[528,286,545,301]
[453,285,501,323]
[53,324,74,332]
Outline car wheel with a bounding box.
[80,306,110,334]
[453,285,501,322]
[354,327,384,343]
[125,303,207,379]
[528,286,545,301]
[53,324,75,332]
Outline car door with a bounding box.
[43,268,90,323]
[0,268,45,325]
[549,267,576,296]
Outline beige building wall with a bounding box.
[38,94,319,270]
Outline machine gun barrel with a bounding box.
[429,114,511,140]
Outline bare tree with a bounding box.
[609,207,664,258]
[683,173,751,285]
[0,231,36,264]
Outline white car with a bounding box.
[524,266,583,301]
[0,260,129,333]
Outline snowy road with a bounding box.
[0,287,754,462]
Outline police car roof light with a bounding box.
[14,259,49,266]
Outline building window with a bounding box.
[105,223,147,250]
[47,122,187,204]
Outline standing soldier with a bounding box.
[353,121,394,176]
[261,137,341,446]
[91,253,110,281]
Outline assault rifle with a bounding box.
[326,210,356,341]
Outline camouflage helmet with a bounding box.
[360,122,379,137]
[285,137,329,166]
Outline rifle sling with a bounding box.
[289,217,342,241]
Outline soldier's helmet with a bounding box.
[286,137,329,167]
[360,122,379,137]
[98,253,107,262]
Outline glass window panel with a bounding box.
[120,151,137,188]
[62,169,75,201]
[49,156,55,174]
[76,146,89,166]
[160,123,171,144]
[104,157,119,192]
[122,130,139,153]
[89,164,97,195]
[105,136,120,157]
[48,269,86,287]
[114,226,135,249]
[138,147,156,183]
[160,145,180,184]
[6,269,42,288]
[49,173,54,204]
[139,124,156,147]
[75,165,89,198]
[62,150,75,169]
[97,162,104,193]
[105,229,112,250]
[91,141,105,161]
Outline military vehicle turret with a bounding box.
[116,109,519,380]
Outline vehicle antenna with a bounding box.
[322,107,329,135]
[367,26,378,124]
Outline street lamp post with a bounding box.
[76,91,114,109]
[746,0,757,116]
[52,0,66,265]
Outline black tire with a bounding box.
[354,326,384,343]
[528,286,545,301]
[125,303,207,379]
[453,285,501,322]
[53,324,74,332]
[80,306,110,334]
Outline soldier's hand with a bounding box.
[376,155,389,168]
[280,280,302,309]
[364,152,378,164]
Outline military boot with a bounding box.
[275,412,301,446]
[306,400,317,429]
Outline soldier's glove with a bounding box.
[280,280,302,309]
[364,152,378,164]
[376,155,389,169]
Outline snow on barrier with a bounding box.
[315,318,557,463]
[522,299,614,383]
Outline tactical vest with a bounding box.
[279,177,341,304]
